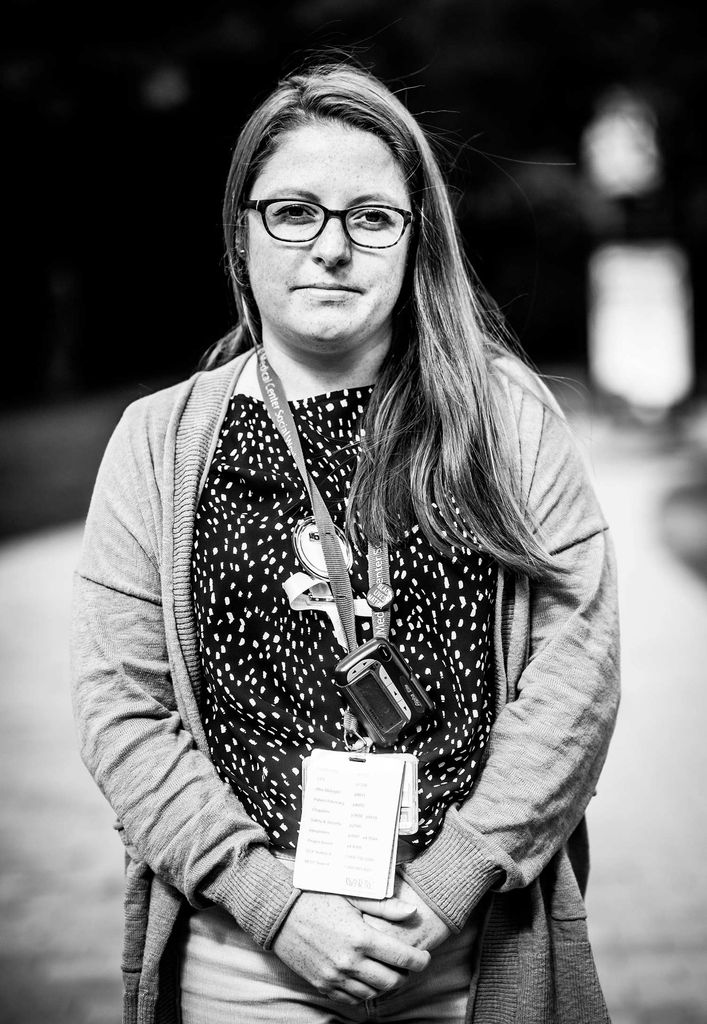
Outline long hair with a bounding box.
[204,62,557,580]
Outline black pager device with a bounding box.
[334,637,434,747]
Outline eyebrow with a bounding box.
[257,187,407,208]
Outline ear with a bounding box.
[234,205,250,258]
[231,214,251,288]
[235,221,248,260]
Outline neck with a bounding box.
[258,336,390,400]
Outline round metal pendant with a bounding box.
[292,516,354,580]
[366,582,395,611]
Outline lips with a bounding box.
[294,284,361,292]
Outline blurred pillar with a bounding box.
[588,243,693,412]
[582,88,695,414]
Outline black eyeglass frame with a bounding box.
[242,198,413,249]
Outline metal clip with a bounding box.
[342,709,373,753]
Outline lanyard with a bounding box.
[256,348,392,654]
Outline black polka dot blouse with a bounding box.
[192,387,496,851]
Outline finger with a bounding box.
[364,929,431,973]
[328,988,361,1006]
[350,959,408,995]
[334,977,380,1002]
[347,895,417,921]
[361,912,397,935]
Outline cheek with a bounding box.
[247,246,289,306]
[375,253,408,309]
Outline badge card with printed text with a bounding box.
[294,750,405,899]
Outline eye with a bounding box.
[348,207,397,230]
[268,202,320,224]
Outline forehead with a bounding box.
[251,122,408,202]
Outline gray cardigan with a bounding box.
[71,351,620,1023]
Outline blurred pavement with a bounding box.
[1,397,707,1023]
[0,524,122,1024]
[575,409,707,1024]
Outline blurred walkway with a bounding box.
[0,524,122,1024]
[1,408,707,1023]
[575,413,707,1024]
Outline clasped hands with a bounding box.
[272,876,454,1005]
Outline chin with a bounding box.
[294,321,360,348]
[301,332,359,353]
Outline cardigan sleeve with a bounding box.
[71,405,300,949]
[399,387,620,932]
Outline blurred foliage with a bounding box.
[4,0,706,403]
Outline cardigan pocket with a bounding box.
[546,849,611,1024]
[545,848,588,923]
[114,818,153,977]
[114,816,141,863]
[122,854,153,977]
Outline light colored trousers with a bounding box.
[179,902,480,1024]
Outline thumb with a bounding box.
[347,895,417,921]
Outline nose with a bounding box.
[311,214,352,267]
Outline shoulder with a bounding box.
[121,356,248,434]
[488,352,607,540]
[489,353,564,424]
[112,355,250,463]
[82,355,251,572]
[488,352,566,499]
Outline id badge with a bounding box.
[302,751,419,836]
[295,750,405,898]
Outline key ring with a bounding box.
[342,709,373,753]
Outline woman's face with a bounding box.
[244,121,411,363]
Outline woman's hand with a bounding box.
[348,876,455,952]
[272,889,431,1004]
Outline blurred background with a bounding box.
[1,1,706,1021]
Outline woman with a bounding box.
[72,62,620,1023]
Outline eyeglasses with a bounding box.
[243,199,413,249]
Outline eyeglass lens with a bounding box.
[264,201,405,247]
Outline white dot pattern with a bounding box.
[192,388,495,851]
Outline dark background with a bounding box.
[5,0,707,408]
